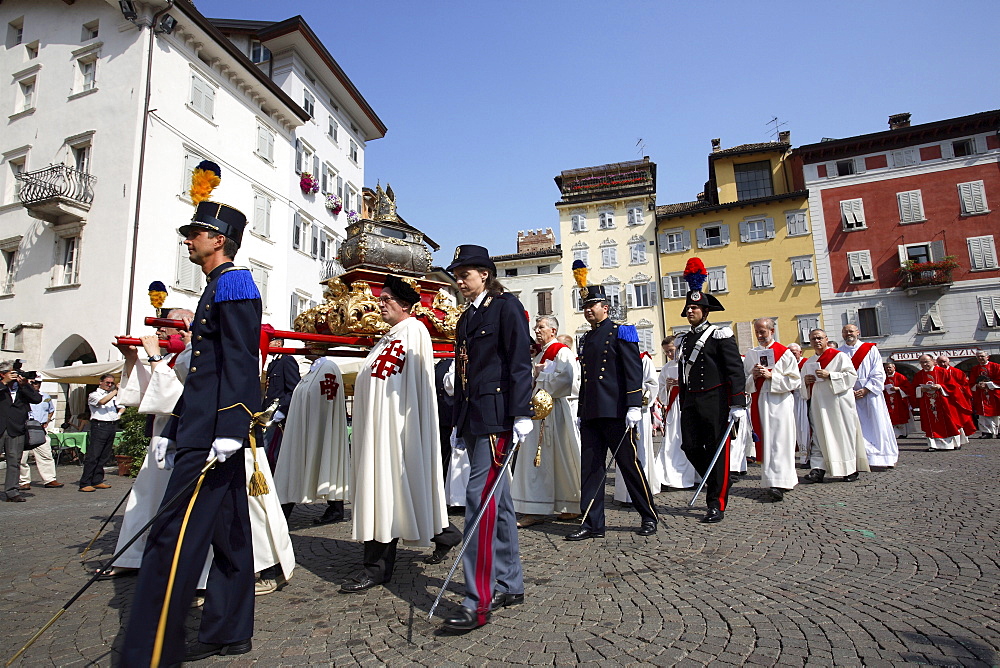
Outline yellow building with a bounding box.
[656,139,822,351]
[555,158,663,355]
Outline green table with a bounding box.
[50,432,88,456]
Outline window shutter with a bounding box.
[845,307,859,328]
[312,155,320,178]
[917,303,930,332]
[982,296,1000,327]
[751,264,761,288]
[848,252,862,281]
[661,276,671,299]
[292,212,301,249]
[840,200,852,226]
[875,304,889,336]
[321,168,329,193]
[929,240,945,262]
[910,191,924,220]
[897,192,912,222]
[190,75,203,111]
[311,225,319,258]
[928,303,943,331]
[982,236,998,269]
[295,139,303,173]
[792,259,803,283]
[253,195,266,235]
[968,237,984,269]
[720,225,730,245]
[897,245,908,266]
[804,258,814,282]
[682,230,692,251]
[765,218,775,239]
[696,228,706,249]
[738,221,748,242]
[860,252,873,280]
[256,125,267,156]
[290,293,299,327]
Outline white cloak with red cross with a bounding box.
[351,316,448,546]
[275,357,350,504]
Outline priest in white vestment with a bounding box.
[274,356,350,518]
[839,325,898,468]
[652,336,698,489]
[616,351,660,502]
[343,276,453,592]
[512,316,582,526]
[744,318,801,501]
[800,329,869,483]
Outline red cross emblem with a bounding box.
[319,373,340,400]
[371,339,406,380]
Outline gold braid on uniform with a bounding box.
[218,402,271,496]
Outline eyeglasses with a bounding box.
[377,295,395,304]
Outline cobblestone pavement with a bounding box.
[2,437,999,666]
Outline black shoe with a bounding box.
[423,545,453,565]
[183,639,252,661]
[701,508,724,523]
[843,472,860,482]
[768,487,785,502]
[490,591,524,609]
[802,469,825,484]
[281,503,294,520]
[4,495,26,502]
[636,520,656,536]
[442,606,489,630]
[314,501,344,525]
[339,574,384,593]
[565,528,604,541]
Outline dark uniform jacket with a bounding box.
[0,381,42,436]
[435,358,455,430]
[578,317,642,420]
[263,354,300,415]
[676,321,746,407]
[453,291,532,437]
[167,262,262,448]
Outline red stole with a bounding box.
[818,348,839,369]
[849,342,876,370]
[539,341,567,364]
[665,386,679,414]
[750,342,789,459]
[797,357,807,370]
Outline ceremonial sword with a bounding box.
[79,487,132,562]
[428,433,521,621]
[688,415,738,507]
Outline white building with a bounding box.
[0,0,385,378]
[491,229,563,334]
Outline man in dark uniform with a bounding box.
[676,259,747,524]
[121,196,261,666]
[261,324,300,423]
[444,244,533,631]
[566,285,658,541]
[434,357,455,482]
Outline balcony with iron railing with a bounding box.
[896,256,958,296]
[15,164,96,224]
[320,258,346,282]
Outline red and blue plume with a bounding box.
[683,257,708,292]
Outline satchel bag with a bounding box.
[25,419,47,449]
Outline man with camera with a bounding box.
[19,375,62,489]
[79,374,124,492]
[1,360,43,502]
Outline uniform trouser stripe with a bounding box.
[475,465,498,623]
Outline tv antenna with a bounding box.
[636,137,647,157]
[766,116,788,140]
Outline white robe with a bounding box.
[793,361,812,464]
[744,343,801,490]
[275,358,350,504]
[801,352,870,478]
[839,342,899,467]
[442,364,469,506]
[616,355,660,502]
[652,361,698,488]
[351,317,448,546]
[511,341,582,515]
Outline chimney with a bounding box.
[711,138,721,153]
[778,130,791,144]
[889,113,911,130]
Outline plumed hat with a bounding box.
[177,160,248,248]
[680,257,725,316]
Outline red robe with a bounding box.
[968,361,1000,417]
[941,366,977,435]
[883,371,912,426]
[913,368,963,439]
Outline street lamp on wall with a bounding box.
[156,14,178,34]
[118,0,138,21]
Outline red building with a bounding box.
[795,110,1000,371]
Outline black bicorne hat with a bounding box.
[446,244,497,275]
[179,201,248,248]
[680,290,725,317]
[383,274,421,307]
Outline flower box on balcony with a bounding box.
[897,256,958,295]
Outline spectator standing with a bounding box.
[1,361,43,502]
[80,374,124,492]
[19,379,62,489]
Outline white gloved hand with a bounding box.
[152,436,176,470]
[512,417,533,444]
[625,407,641,428]
[272,409,285,423]
[728,406,747,422]
[208,437,243,463]
[451,426,466,451]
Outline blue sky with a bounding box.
[208,1,1000,262]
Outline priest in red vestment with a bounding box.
[883,361,913,438]
[914,355,967,451]
[968,350,1000,438]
